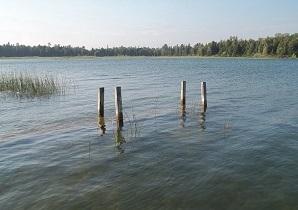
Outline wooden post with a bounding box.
[180,81,186,127]
[97,87,106,134]
[180,81,186,107]
[97,87,104,118]
[201,82,207,109]
[115,86,123,128]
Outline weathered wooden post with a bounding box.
[115,86,124,128]
[201,82,207,109]
[97,87,104,118]
[97,87,105,134]
[180,81,186,127]
[180,80,186,107]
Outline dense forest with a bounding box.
[0,33,297,58]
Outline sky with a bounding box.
[0,0,297,48]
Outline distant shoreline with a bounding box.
[0,55,296,60]
[1,33,297,58]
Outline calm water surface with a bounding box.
[1,57,298,209]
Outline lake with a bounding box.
[1,57,298,209]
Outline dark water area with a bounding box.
[1,57,298,209]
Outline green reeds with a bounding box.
[0,72,66,97]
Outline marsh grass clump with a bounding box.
[0,72,66,97]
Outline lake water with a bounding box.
[1,57,298,209]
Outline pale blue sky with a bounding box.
[0,0,297,48]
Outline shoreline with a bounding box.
[0,55,296,60]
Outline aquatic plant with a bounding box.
[0,72,66,97]
[102,105,142,153]
[125,111,141,138]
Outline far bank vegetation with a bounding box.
[0,33,297,58]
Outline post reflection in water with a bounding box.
[199,105,207,130]
[115,128,126,153]
[180,105,186,128]
[98,116,106,135]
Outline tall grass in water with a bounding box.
[0,72,66,97]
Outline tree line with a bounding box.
[0,33,297,58]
